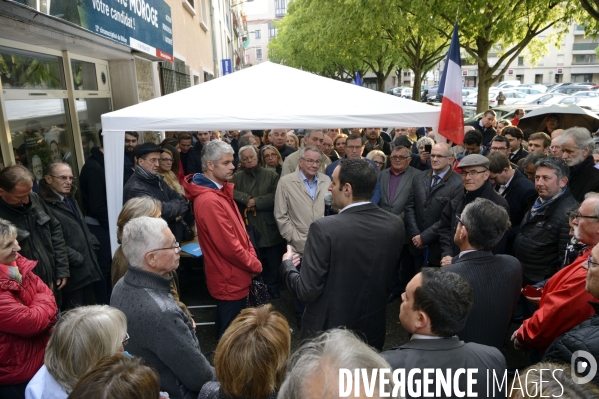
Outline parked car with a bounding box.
[465,90,525,107]
[515,87,544,95]
[464,105,544,124]
[462,89,476,104]
[390,87,413,99]
[518,93,566,105]
[576,97,599,113]
[465,92,498,107]
[550,85,595,95]
[426,86,439,102]
[496,81,521,89]
[519,84,548,93]
[572,91,599,98]
[543,96,585,106]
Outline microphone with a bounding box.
[324,192,332,216]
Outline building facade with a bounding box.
[244,0,286,66]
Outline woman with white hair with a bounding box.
[25,305,128,399]
[0,219,57,399]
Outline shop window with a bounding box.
[71,59,98,91]
[76,98,112,160]
[5,99,77,192]
[0,46,66,90]
[159,59,190,95]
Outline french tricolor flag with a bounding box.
[438,22,464,145]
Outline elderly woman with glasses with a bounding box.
[158,144,185,196]
[25,305,128,399]
[261,145,284,176]
[0,219,57,399]
[366,150,387,171]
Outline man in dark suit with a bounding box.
[444,198,522,350]
[381,267,506,398]
[464,109,497,146]
[439,154,510,265]
[488,152,537,250]
[378,145,419,302]
[503,127,529,165]
[405,143,462,269]
[281,158,403,350]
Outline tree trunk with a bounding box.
[377,73,386,92]
[412,66,422,102]
[476,61,493,112]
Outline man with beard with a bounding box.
[362,127,391,157]
[124,131,138,184]
[555,127,599,202]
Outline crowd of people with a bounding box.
[3,117,599,398]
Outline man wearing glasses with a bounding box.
[39,162,102,310]
[123,142,188,242]
[405,143,462,270]
[513,157,577,287]
[111,217,215,399]
[512,193,599,354]
[438,154,509,266]
[281,129,330,176]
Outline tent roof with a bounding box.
[101,62,440,131]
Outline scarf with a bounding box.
[530,187,566,219]
[365,137,385,153]
[135,165,161,182]
[0,261,22,284]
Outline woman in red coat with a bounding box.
[0,219,58,399]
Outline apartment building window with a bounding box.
[159,58,191,95]
[517,56,524,66]
[275,0,287,17]
[268,22,277,39]
[256,48,263,60]
[255,30,261,39]
[573,54,597,65]
[200,0,209,30]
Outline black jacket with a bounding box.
[497,169,537,248]
[39,181,102,293]
[513,188,577,285]
[0,193,69,294]
[124,149,135,185]
[405,168,463,266]
[445,251,522,350]
[123,168,188,242]
[465,119,497,146]
[569,155,599,203]
[275,144,296,161]
[79,146,108,228]
[186,143,204,175]
[439,180,510,258]
[544,302,599,386]
[508,147,529,165]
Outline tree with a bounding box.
[419,0,579,111]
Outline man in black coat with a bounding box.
[544,242,599,386]
[281,158,403,351]
[381,267,506,398]
[438,154,510,265]
[464,109,497,146]
[555,127,599,203]
[79,137,113,304]
[488,152,536,250]
[503,126,529,165]
[405,143,462,269]
[186,131,211,175]
[445,198,522,350]
[123,143,188,242]
[270,129,297,160]
[40,163,103,310]
[513,157,578,285]
[362,127,392,157]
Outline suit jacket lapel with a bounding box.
[381,170,390,204]
[392,168,411,202]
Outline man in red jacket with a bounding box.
[512,194,599,353]
[183,141,262,338]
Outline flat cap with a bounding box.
[457,154,489,169]
[134,142,164,159]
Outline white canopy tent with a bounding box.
[101,62,441,253]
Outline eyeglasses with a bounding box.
[455,214,466,227]
[50,175,75,182]
[146,242,181,255]
[589,255,599,269]
[390,155,410,161]
[301,158,321,165]
[430,154,449,159]
[460,169,488,177]
[143,157,161,164]
[264,153,277,159]
[571,210,599,220]
[160,158,174,163]
[122,332,130,346]
[373,161,384,166]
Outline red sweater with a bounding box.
[518,250,596,352]
[0,254,57,384]
[183,174,262,301]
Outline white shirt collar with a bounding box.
[411,333,444,340]
[206,177,223,190]
[458,249,476,258]
[339,202,370,213]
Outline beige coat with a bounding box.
[274,167,331,255]
[281,150,331,176]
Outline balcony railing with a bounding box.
[573,43,599,51]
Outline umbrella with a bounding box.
[518,104,599,133]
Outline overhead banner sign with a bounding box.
[43,0,173,61]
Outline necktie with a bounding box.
[431,175,441,188]
[498,185,507,195]
[63,196,76,215]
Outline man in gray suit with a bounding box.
[381,267,506,398]
[405,142,462,269]
[445,198,522,350]
[281,158,403,350]
[379,145,419,302]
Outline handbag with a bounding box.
[246,278,271,307]
[180,219,195,242]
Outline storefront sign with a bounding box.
[222,59,232,75]
[45,0,173,61]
